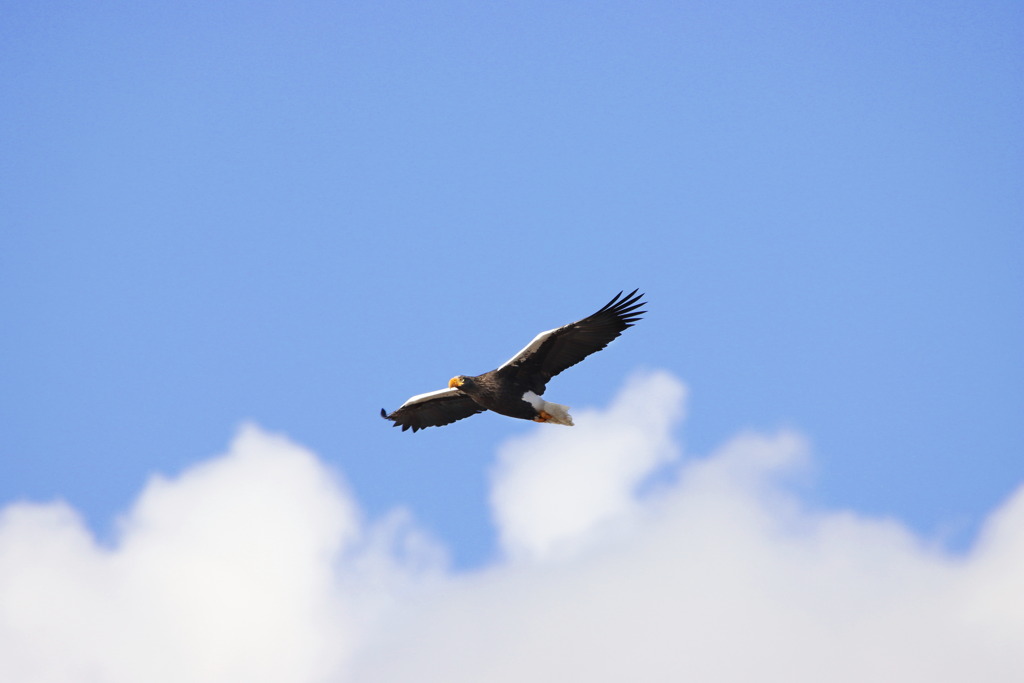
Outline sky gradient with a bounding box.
[1,2,1022,679]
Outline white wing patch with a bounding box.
[498,327,560,370]
[399,387,462,408]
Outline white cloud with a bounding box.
[490,370,684,562]
[0,425,376,683]
[2,373,1023,682]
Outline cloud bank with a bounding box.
[2,371,1022,682]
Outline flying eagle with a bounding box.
[381,290,646,432]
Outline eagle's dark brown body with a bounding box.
[449,373,537,421]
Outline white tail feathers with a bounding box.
[523,391,574,426]
[542,400,574,426]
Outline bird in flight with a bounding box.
[381,290,646,432]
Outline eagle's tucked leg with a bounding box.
[534,410,552,423]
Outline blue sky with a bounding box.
[2,0,1022,575]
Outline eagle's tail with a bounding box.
[542,400,574,426]
[524,391,574,426]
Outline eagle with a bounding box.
[381,290,646,432]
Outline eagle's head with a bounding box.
[449,375,469,389]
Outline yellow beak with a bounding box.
[448,376,464,388]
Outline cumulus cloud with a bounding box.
[490,370,684,561]
[0,426,362,682]
[2,372,1023,682]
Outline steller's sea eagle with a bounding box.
[381,290,645,432]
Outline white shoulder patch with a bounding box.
[399,387,461,408]
[498,327,558,370]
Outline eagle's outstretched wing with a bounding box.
[381,388,486,432]
[497,289,646,394]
